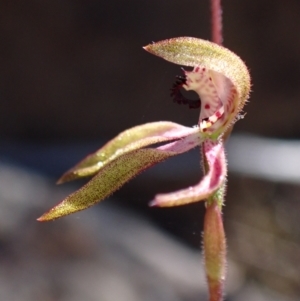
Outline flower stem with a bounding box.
[201,140,226,301]
[203,200,226,301]
[210,0,223,45]
[202,3,227,301]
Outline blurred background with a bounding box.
[0,0,300,300]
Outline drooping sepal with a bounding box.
[150,140,227,207]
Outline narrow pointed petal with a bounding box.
[38,133,201,221]
[39,149,174,221]
[58,121,198,184]
[150,140,226,207]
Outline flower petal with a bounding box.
[150,140,227,207]
[144,37,251,136]
[38,133,201,221]
[58,121,199,184]
[144,37,250,104]
[182,67,239,136]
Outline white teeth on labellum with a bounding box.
[199,106,225,132]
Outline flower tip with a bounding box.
[36,210,60,222]
[56,178,64,185]
[56,171,73,184]
[143,42,159,55]
[143,44,152,53]
[36,208,59,221]
[36,215,47,222]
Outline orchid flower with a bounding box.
[38,36,250,301]
[38,37,250,222]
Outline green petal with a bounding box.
[38,132,202,221]
[144,38,251,136]
[38,133,201,221]
[58,121,198,183]
[144,37,250,107]
[38,149,174,221]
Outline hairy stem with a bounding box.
[201,140,226,301]
[210,0,223,45]
[211,0,233,143]
[203,200,226,301]
[203,4,226,299]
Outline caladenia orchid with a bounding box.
[38,37,250,301]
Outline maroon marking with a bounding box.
[195,67,200,72]
[205,104,210,109]
[215,111,222,118]
[170,74,200,109]
[202,68,206,71]
[210,159,222,186]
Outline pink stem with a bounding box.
[203,201,226,301]
[210,0,223,45]
[203,3,226,301]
